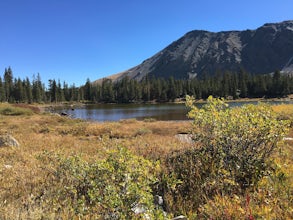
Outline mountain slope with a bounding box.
[99,20,293,82]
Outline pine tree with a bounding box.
[48,79,57,102]
[57,80,65,102]
[135,80,142,101]
[272,70,282,97]
[142,76,151,102]
[32,73,44,103]
[25,77,33,103]
[69,84,77,101]
[128,79,136,101]
[167,77,177,101]
[221,72,230,97]
[84,78,91,101]
[0,77,5,102]
[13,78,25,102]
[4,67,13,102]
[281,75,290,97]
[63,81,70,101]
[120,77,130,103]
[102,79,114,103]
[78,87,84,101]
[238,69,248,98]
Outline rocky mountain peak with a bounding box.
[98,20,293,82]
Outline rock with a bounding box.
[3,164,13,169]
[60,112,68,116]
[175,133,193,144]
[154,195,164,206]
[132,204,147,215]
[0,135,20,147]
[172,215,187,220]
[131,203,151,220]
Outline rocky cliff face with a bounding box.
[104,20,293,82]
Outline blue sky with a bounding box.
[0,0,292,86]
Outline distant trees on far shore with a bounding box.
[0,67,292,104]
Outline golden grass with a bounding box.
[0,104,193,218]
[0,103,292,218]
[272,104,293,116]
[0,105,192,163]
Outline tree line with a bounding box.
[0,67,293,104]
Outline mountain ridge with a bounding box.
[95,20,293,83]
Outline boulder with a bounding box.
[0,135,20,147]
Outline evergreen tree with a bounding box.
[32,73,43,103]
[63,81,70,101]
[254,75,267,97]
[0,77,5,102]
[272,70,282,97]
[128,79,136,101]
[230,73,239,99]
[238,69,248,98]
[221,72,230,97]
[90,84,101,102]
[160,79,168,101]
[84,78,91,101]
[69,84,79,101]
[57,80,65,102]
[25,77,33,103]
[13,78,25,102]
[4,67,13,102]
[48,79,57,102]
[141,76,151,102]
[1,66,293,104]
[101,79,114,103]
[281,75,290,97]
[168,77,177,101]
[78,86,84,101]
[134,80,142,101]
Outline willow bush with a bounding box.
[162,96,290,215]
[36,147,164,219]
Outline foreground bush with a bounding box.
[161,96,290,216]
[36,147,164,219]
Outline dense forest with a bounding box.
[1,67,293,104]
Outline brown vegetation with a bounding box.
[0,103,292,219]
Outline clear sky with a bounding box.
[0,0,292,86]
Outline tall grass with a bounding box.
[0,102,292,219]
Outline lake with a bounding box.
[50,100,293,122]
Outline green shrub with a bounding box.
[143,118,157,122]
[135,128,152,136]
[161,96,290,215]
[0,106,33,116]
[37,147,164,219]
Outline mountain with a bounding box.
[98,20,293,82]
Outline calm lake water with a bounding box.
[51,100,293,122]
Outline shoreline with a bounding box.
[35,95,293,106]
[9,95,293,118]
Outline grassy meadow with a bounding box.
[0,102,292,219]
